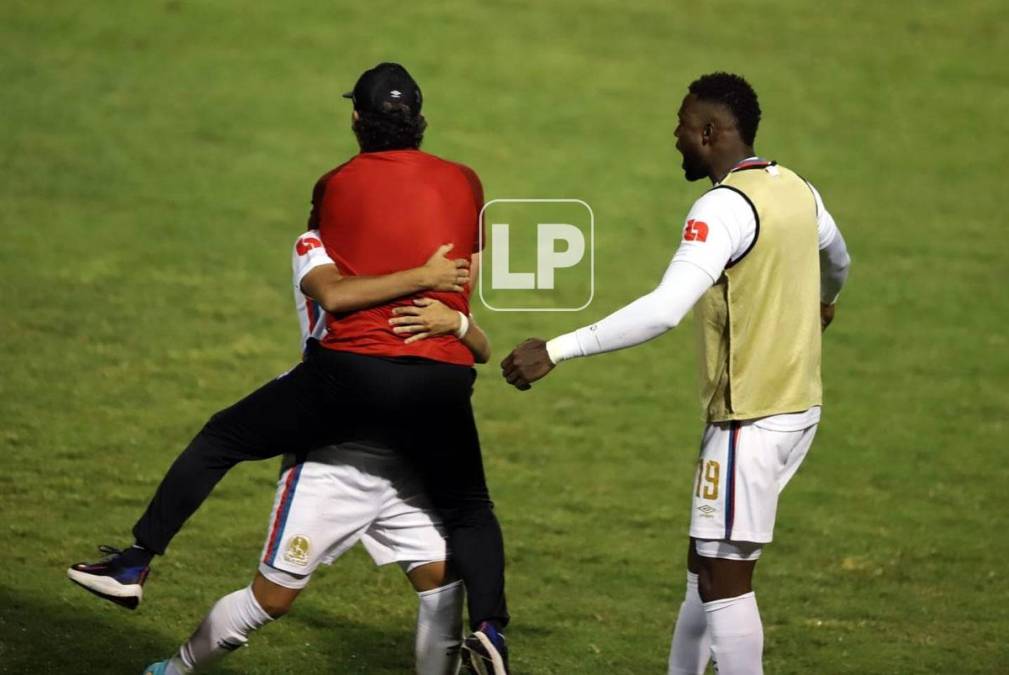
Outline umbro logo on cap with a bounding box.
[343,63,422,117]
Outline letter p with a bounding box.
[536,224,585,290]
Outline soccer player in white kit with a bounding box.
[144,230,491,675]
[501,73,851,675]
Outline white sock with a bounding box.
[704,592,763,675]
[174,585,274,672]
[415,580,464,675]
[668,572,711,675]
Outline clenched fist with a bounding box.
[501,338,555,391]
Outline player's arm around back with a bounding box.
[457,252,490,363]
[388,254,492,363]
[389,300,491,363]
[299,238,470,315]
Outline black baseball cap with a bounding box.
[343,62,422,117]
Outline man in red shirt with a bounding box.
[70,63,510,675]
[309,116,483,367]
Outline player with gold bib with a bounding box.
[502,73,851,675]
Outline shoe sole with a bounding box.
[461,648,489,675]
[462,631,507,675]
[66,568,143,609]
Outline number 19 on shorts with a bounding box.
[694,459,721,500]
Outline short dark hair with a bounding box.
[688,72,761,146]
[353,103,427,153]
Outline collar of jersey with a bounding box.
[728,156,776,173]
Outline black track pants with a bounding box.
[132,341,508,628]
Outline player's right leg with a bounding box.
[405,562,465,675]
[691,539,762,675]
[358,454,465,675]
[69,358,337,607]
[310,348,510,658]
[667,541,711,675]
[376,361,508,674]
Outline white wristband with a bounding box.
[455,312,470,339]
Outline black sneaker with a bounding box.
[67,545,150,610]
[462,621,509,675]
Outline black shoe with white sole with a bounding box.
[461,621,509,675]
[67,545,150,610]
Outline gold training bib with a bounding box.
[694,162,823,422]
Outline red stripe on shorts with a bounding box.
[264,466,300,564]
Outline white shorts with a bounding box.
[259,444,447,585]
[689,420,817,544]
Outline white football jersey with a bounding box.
[291,229,335,350]
[671,174,841,287]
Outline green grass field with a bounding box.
[3,1,1008,673]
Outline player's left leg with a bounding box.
[144,571,303,675]
[71,361,337,608]
[146,457,367,674]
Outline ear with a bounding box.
[702,122,714,146]
[352,110,360,122]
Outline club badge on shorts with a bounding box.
[283,535,311,566]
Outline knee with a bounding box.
[251,575,300,619]
[257,597,293,619]
[407,560,457,592]
[201,411,234,440]
[183,417,245,468]
[694,559,755,603]
[695,566,715,603]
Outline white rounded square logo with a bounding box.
[478,199,594,312]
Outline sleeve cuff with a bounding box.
[295,255,334,288]
[545,332,584,364]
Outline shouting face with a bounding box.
[674,94,710,182]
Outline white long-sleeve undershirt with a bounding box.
[546,180,851,365]
[819,223,850,305]
[545,260,713,362]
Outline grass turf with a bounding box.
[2,0,1008,672]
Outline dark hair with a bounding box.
[688,72,761,146]
[353,103,426,152]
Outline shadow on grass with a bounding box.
[0,582,417,674]
[0,582,181,674]
[283,605,417,673]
